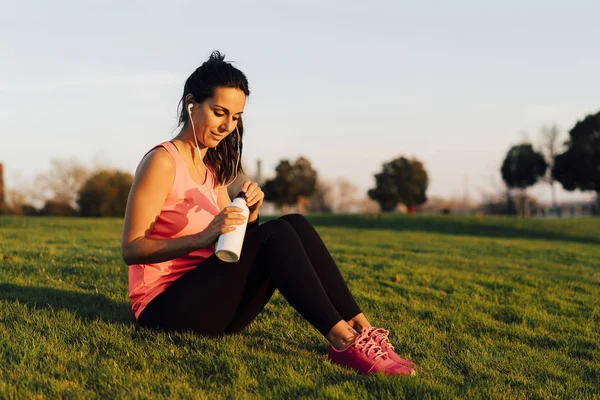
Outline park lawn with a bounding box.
[0,214,598,399]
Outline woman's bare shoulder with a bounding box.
[132,145,176,191]
[136,145,175,175]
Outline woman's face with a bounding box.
[190,86,246,148]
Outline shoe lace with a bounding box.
[354,329,388,361]
[367,327,395,351]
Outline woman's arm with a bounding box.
[121,148,213,265]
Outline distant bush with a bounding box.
[77,170,134,217]
[40,200,78,217]
[21,205,40,216]
[480,194,518,216]
[0,204,9,215]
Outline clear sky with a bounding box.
[2,0,599,204]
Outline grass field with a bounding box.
[0,214,599,399]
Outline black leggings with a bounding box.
[137,214,362,337]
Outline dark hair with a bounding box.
[178,50,250,185]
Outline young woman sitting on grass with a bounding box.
[121,51,416,376]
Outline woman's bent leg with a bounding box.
[279,214,362,321]
[227,219,347,337]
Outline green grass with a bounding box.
[0,214,599,399]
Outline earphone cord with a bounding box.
[189,115,240,188]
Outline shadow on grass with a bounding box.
[296,214,600,245]
[0,283,133,324]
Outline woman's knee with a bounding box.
[260,219,310,250]
[279,213,309,228]
[263,218,297,236]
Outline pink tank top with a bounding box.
[128,141,221,320]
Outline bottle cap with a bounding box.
[235,191,247,200]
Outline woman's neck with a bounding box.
[175,126,208,160]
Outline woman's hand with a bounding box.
[241,181,264,216]
[198,206,247,247]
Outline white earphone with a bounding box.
[187,102,241,188]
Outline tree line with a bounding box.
[1,160,134,217]
[501,110,600,216]
[1,153,429,217]
[2,109,596,217]
[261,156,428,213]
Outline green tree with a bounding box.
[368,156,429,212]
[552,111,600,213]
[501,144,548,189]
[77,170,134,217]
[263,157,317,211]
[500,143,547,217]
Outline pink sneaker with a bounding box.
[328,327,415,376]
[365,327,416,368]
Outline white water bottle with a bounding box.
[215,192,250,263]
